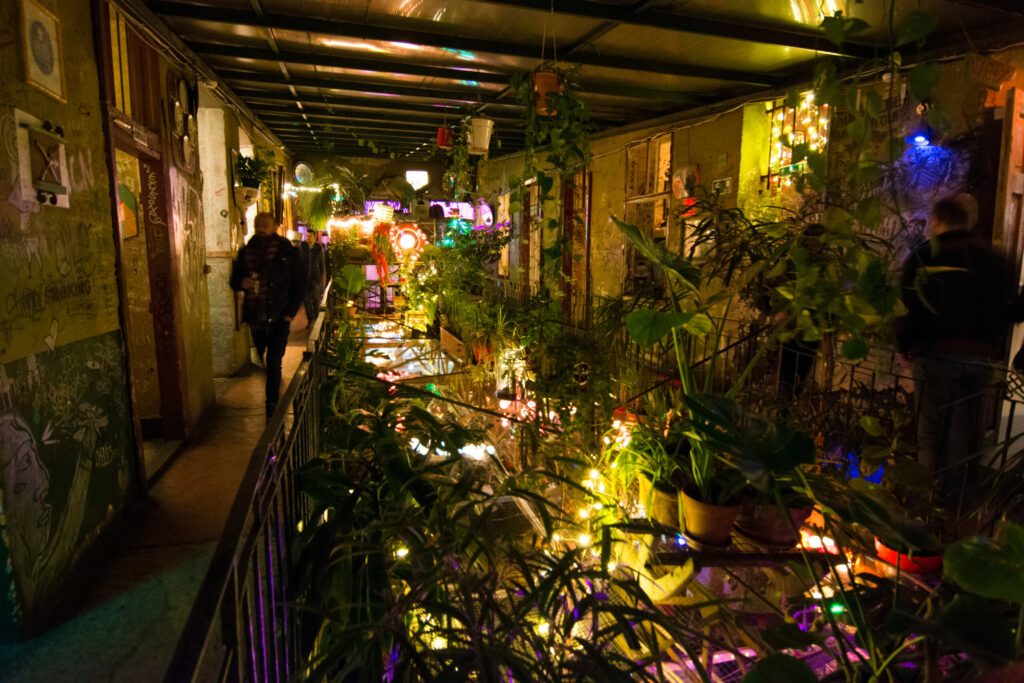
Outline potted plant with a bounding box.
[467,117,494,156]
[603,420,682,529]
[531,68,564,117]
[235,149,273,208]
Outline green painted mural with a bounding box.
[0,331,133,629]
[0,0,136,633]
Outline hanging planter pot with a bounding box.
[532,69,564,117]
[436,126,454,150]
[234,185,259,209]
[467,117,494,156]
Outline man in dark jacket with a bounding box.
[897,195,1008,523]
[298,229,327,327]
[230,212,306,417]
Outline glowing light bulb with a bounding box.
[577,533,592,547]
[395,546,409,559]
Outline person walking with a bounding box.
[230,212,305,418]
[300,229,327,327]
[896,194,1009,529]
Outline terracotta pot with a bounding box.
[681,486,740,547]
[874,538,943,574]
[532,70,564,116]
[736,500,813,548]
[638,473,679,528]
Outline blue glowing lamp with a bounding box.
[906,121,938,147]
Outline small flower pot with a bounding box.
[681,486,740,547]
[638,473,679,529]
[532,70,564,117]
[736,500,814,548]
[468,117,494,155]
[235,185,259,209]
[436,126,454,150]
[874,538,943,574]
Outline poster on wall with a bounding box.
[20,0,65,103]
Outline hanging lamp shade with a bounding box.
[436,126,454,150]
[467,117,494,156]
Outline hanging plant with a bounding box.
[512,64,590,175]
[235,148,274,188]
[444,130,473,200]
[531,69,564,117]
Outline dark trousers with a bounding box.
[251,319,291,416]
[304,284,323,326]
[912,355,992,519]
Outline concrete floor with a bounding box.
[0,322,309,682]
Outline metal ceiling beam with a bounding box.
[198,44,709,105]
[191,41,507,86]
[250,103,532,127]
[266,123,522,144]
[241,93,521,119]
[229,85,638,123]
[949,0,1024,15]
[465,0,875,59]
[150,1,781,86]
[255,109,525,130]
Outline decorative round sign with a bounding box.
[294,162,315,185]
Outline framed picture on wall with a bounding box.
[20,0,66,103]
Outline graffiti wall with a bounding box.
[164,60,214,426]
[0,0,136,634]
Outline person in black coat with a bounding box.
[897,195,1009,523]
[230,212,306,417]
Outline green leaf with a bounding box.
[944,524,1024,604]
[681,313,713,337]
[625,308,696,347]
[821,14,847,47]
[908,62,940,102]
[889,457,931,490]
[840,337,869,361]
[863,90,884,118]
[859,415,886,438]
[897,9,938,46]
[743,654,817,683]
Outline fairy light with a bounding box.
[577,533,592,547]
[766,90,830,192]
[395,546,410,559]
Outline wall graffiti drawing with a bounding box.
[0,331,133,624]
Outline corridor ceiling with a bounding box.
[147,0,1024,160]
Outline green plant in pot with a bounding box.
[603,419,684,529]
[235,149,273,189]
[681,393,817,547]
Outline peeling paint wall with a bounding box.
[199,87,249,377]
[0,0,136,635]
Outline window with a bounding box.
[405,170,429,191]
[624,134,672,294]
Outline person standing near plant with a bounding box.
[299,229,327,328]
[896,195,1009,525]
[230,212,306,418]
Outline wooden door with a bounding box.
[995,87,1024,363]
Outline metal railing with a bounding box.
[163,283,333,683]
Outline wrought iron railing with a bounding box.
[163,283,333,683]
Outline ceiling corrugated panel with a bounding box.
[146,0,1024,159]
